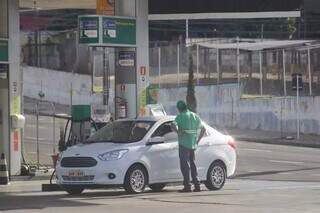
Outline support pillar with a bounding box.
[8,0,21,175]
[115,0,149,118]
[0,0,21,175]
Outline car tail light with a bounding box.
[227,138,236,150]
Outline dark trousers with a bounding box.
[179,145,200,188]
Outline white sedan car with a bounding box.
[56,116,237,194]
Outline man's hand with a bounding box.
[197,126,206,144]
[171,123,178,133]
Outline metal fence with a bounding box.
[23,99,68,167]
[150,39,320,97]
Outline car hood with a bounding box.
[62,142,133,157]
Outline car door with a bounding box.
[195,127,212,180]
[196,124,222,180]
[144,121,180,182]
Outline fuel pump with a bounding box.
[58,105,98,151]
[115,96,128,119]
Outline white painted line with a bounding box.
[269,160,305,165]
[247,170,260,173]
[240,148,272,153]
[278,172,294,175]
[265,185,320,190]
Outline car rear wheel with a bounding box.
[205,161,226,190]
[124,164,148,194]
[64,186,85,195]
[149,183,166,192]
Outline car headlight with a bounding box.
[98,149,129,161]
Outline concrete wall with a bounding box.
[158,84,320,135]
[23,65,320,135]
[22,66,114,107]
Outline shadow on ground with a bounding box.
[0,189,173,211]
[0,187,240,211]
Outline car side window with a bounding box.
[152,122,178,143]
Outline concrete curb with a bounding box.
[10,175,50,182]
[236,137,320,149]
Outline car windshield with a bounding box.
[85,120,155,143]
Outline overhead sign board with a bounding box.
[0,40,8,62]
[79,16,99,44]
[103,17,136,45]
[78,15,136,46]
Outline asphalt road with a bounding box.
[4,115,320,212]
[1,178,320,212]
[236,141,320,182]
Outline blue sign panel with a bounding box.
[118,51,135,67]
[0,64,8,79]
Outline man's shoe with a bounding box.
[193,186,201,192]
[178,187,192,193]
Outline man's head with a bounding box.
[176,100,187,113]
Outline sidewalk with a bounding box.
[9,168,53,182]
[0,179,47,193]
[228,128,320,148]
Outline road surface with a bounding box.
[11,115,320,212]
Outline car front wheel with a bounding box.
[205,161,226,190]
[124,164,148,194]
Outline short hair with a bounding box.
[176,100,187,112]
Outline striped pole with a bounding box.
[0,153,9,185]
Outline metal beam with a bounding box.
[149,11,301,20]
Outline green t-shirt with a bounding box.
[174,110,202,150]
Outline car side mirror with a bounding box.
[146,136,165,146]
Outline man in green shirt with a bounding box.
[172,100,206,192]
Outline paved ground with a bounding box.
[229,128,320,148]
[236,141,320,182]
[2,141,320,212]
[1,179,320,212]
